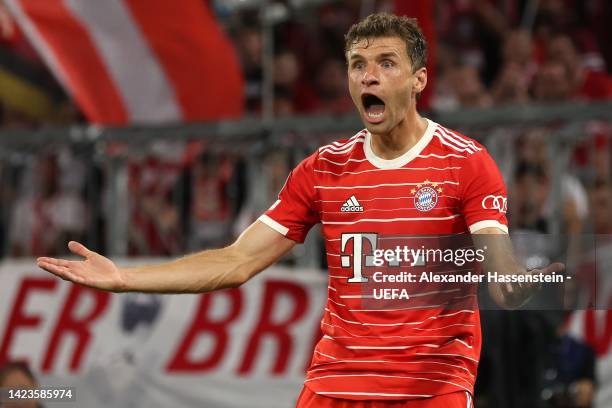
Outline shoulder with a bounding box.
[289,130,368,180]
[284,130,367,175]
[429,121,501,166]
[427,121,503,182]
[316,129,367,161]
[290,129,366,175]
[429,122,486,158]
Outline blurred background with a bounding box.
[0,0,610,407]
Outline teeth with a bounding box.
[367,112,383,118]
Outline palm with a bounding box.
[500,262,565,308]
[37,241,125,291]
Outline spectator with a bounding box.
[448,64,492,109]
[491,62,532,105]
[9,154,86,257]
[186,152,235,250]
[510,129,589,234]
[0,361,40,408]
[571,122,611,187]
[273,85,295,117]
[533,61,574,102]
[510,160,550,232]
[233,149,290,238]
[273,50,317,114]
[127,150,183,256]
[312,58,353,114]
[502,29,537,71]
[235,25,263,113]
[491,30,536,105]
[547,34,612,101]
[431,43,461,111]
[590,179,612,235]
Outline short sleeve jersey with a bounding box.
[259,118,508,400]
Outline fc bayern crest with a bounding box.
[412,181,443,212]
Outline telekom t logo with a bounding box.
[340,233,379,283]
[340,233,427,283]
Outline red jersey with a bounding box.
[259,118,508,400]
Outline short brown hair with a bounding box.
[0,361,37,386]
[344,12,427,72]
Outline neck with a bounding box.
[369,111,427,160]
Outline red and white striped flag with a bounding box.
[5,0,244,125]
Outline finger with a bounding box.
[38,261,88,285]
[38,258,89,279]
[37,257,75,268]
[68,241,92,258]
[539,262,566,275]
[504,282,515,295]
[38,260,75,280]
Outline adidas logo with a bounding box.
[341,195,363,212]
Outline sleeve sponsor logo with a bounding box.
[481,195,507,213]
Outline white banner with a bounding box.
[0,260,327,408]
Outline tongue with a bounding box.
[367,104,385,115]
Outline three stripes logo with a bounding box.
[341,195,363,212]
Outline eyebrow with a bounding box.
[349,51,400,60]
[377,52,400,59]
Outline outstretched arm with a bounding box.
[473,227,565,309]
[37,220,296,293]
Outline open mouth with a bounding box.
[361,93,385,121]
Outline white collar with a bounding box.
[364,118,437,169]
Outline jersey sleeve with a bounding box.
[460,148,509,233]
[257,153,319,243]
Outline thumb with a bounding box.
[68,241,92,258]
[539,262,566,275]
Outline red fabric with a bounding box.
[577,70,612,101]
[262,119,508,399]
[296,387,473,407]
[13,0,243,124]
[0,19,41,63]
[124,0,244,122]
[19,0,128,124]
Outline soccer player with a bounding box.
[37,13,564,408]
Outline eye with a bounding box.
[381,60,394,69]
[352,61,365,70]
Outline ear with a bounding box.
[412,67,427,95]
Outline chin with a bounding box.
[363,120,390,134]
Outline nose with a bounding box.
[361,66,379,86]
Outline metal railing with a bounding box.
[0,101,610,261]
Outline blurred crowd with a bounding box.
[433,0,612,109]
[1,1,611,125]
[226,0,612,116]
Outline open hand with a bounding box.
[37,241,127,292]
[500,262,566,308]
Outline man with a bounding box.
[0,361,40,408]
[38,13,563,408]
